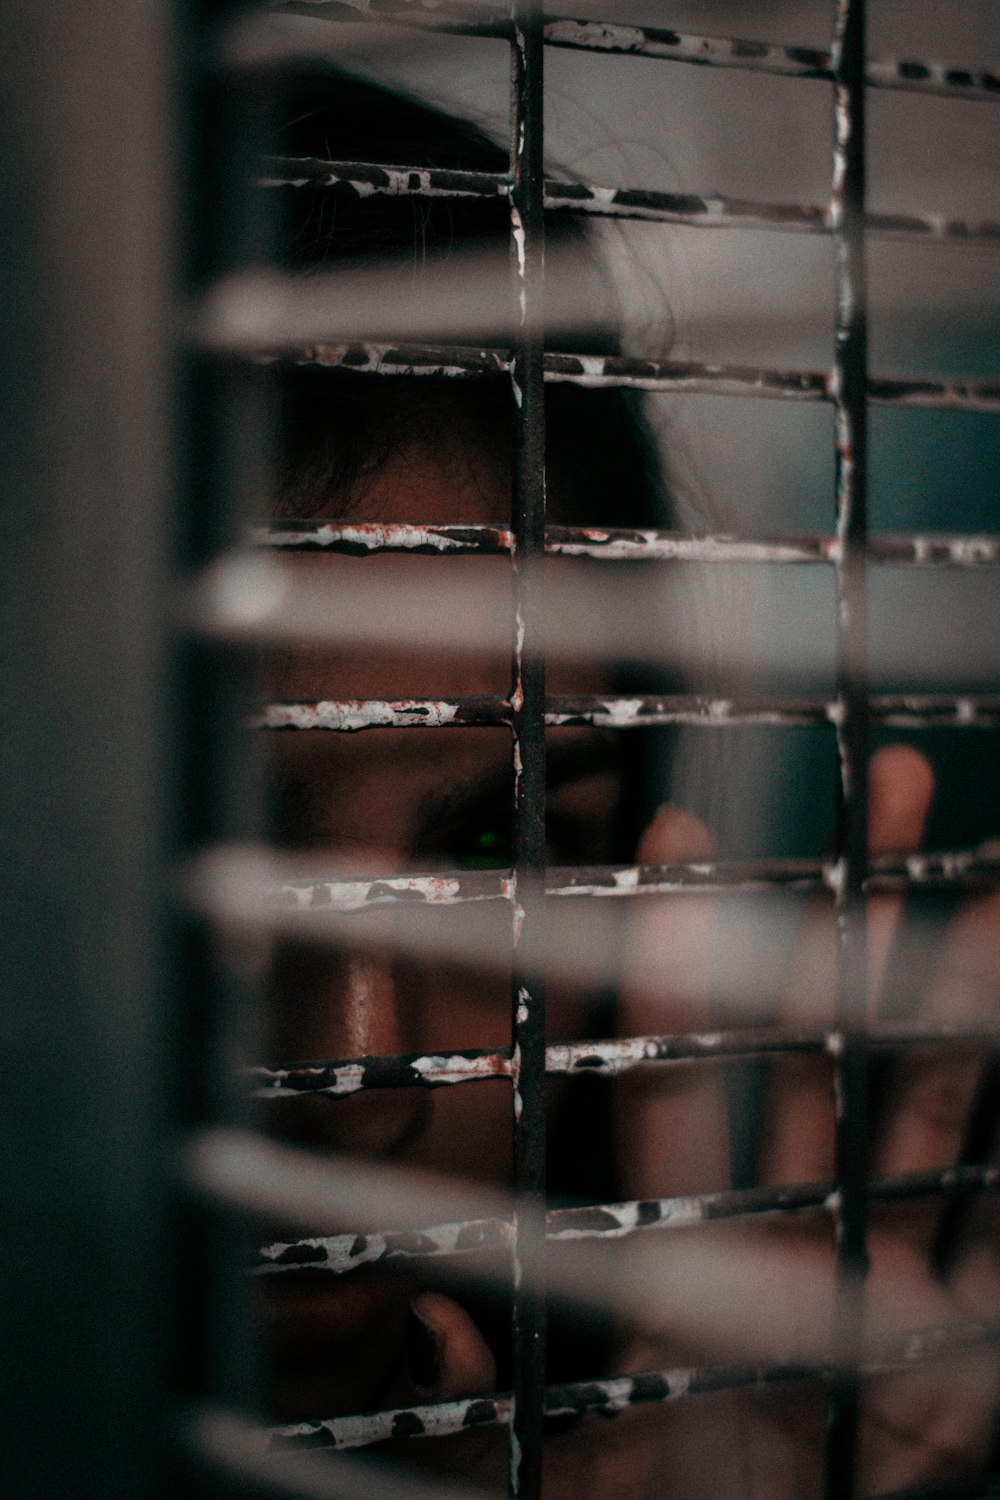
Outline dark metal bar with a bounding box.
[193,1125,1000,1394]
[827,4,870,1496]
[545,188,1000,247]
[608,1152,1000,1230]
[262,156,1000,249]
[545,695,1000,730]
[559,356,1000,412]
[267,1317,1000,1453]
[508,6,547,1495]
[260,156,510,200]
[863,535,1000,566]
[264,844,1000,915]
[259,1212,513,1275]
[260,521,1000,567]
[188,1403,486,1500]
[265,4,1000,105]
[281,342,511,377]
[865,374,1000,411]
[254,1046,515,1097]
[273,342,1000,412]
[255,696,511,730]
[256,1163,1000,1277]
[543,19,1000,105]
[249,1024,1000,1098]
[255,694,1000,732]
[261,520,515,555]
[272,867,512,911]
[259,1213,514,1275]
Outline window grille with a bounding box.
[6,4,1000,1500]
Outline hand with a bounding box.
[299,746,1000,1499]
[372,1292,507,1487]
[608,745,1000,1497]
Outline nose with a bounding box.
[338,953,407,1056]
[267,942,433,1159]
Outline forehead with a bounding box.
[342,419,509,528]
[271,374,515,698]
[268,377,628,700]
[263,374,619,834]
[278,374,512,528]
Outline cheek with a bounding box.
[414,953,511,1053]
[418,900,621,1053]
[421,1081,514,1187]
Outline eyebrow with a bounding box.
[414,733,624,836]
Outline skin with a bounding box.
[259,407,1000,1496]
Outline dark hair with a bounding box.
[271,66,672,531]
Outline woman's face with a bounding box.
[247,374,1000,1500]
[259,392,627,1419]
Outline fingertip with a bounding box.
[407,1298,445,1391]
[408,1293,497,1400]
[637,804,715,865]
[868,745,934,854]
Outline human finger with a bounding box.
[857,1235,1000,1496]
[614,805,729,1200]
[400,1291,498,1402]
[375,1291,505,1481]
[873,885,1000,1262]
[759,746,934,1188]
[860,1350,999,1496]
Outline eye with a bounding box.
[449,819,583,870]
[453,824,513,870]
